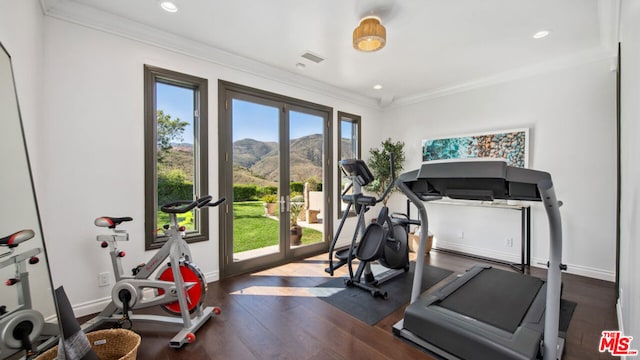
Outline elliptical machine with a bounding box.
[325,156,413,299]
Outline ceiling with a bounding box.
[41,0,618,107]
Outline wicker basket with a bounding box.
[36,329,141,360]
[408,232,433,254]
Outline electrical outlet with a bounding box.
[98,272,110,287]
[505,237,513,247]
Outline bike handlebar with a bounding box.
[161,195,226,214]
[161,200,196,214]
[208,197,226,207]
[196,195,213,208]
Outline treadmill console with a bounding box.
[400,161,551,202]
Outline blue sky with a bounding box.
[232,99,323,142]
[156,82,194,144]
[156,83,323,144]
[156,85,324,144]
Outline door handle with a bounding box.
[279,196,290,213]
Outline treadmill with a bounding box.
[392,161,564,360]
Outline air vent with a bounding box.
[301,51,325,64]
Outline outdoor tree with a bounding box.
[157,109,188,163]
[156,109,191,211]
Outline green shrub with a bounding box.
[233,184,258,201]
[290,182,304,194]
[262,194,278,203]
[257,185,277,198]
[158,170,193,206]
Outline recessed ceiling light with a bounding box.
[160,1,178,13]
[533,30,550,39]
[373,84,383,90]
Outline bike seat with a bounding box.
[95,216,133,229]
[0,229,34,247]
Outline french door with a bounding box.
[218,81,332,277]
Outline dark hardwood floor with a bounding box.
[100,251,618,360]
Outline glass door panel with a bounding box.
[231,98,281,262]
[220,81,332,278]
[288,110,325,249]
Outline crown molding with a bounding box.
[387,47,615,109]
[40,0,616,111]
[40,0,380,109]
[39,0,63,14]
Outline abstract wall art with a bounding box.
[422,128,529,168]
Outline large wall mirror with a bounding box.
[0,43,58,358]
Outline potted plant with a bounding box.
[290,201,304,245]
[366,138,406,206]
[262,194,278,216]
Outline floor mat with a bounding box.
[559,299,577,334]
[312,262,453,325]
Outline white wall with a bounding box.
[618,0,640,345]
[0,0,44,171]
[40,17,380,316]
[377,59,617,281]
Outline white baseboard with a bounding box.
[435,240,522,264]
[617,298,627,360]
[435,241,616,282]
[617,298,624,334]
[73,296,112,318]
[205,270,220,284]
[530,256,615,282]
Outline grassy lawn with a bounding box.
[157,211,195,231]
[233,201,322,253]
[156,201,322,252]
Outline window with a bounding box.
[144,65,208,250]
[338,112,360,160]
[337,112,361,215]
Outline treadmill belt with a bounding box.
[438,267,543,333]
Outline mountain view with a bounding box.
[164,134,324,186]
[233,134,323,184]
